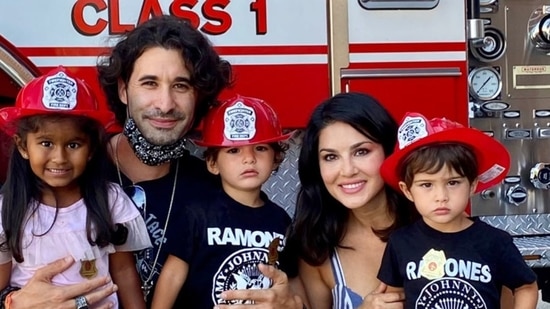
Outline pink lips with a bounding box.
[433,207,450,215]
[339,181,365,194]
[46,168,71,176]
[149,118,178,129]
[241,169,259,177]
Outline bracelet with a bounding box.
[0,286,20,309]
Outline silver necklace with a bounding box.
[114,134,179,301]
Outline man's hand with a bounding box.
[215,263,303,309]
[359,283,405,309]
[10,256,117,309]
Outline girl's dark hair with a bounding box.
[0,114,121,262]
[97,15,233,130]
[399,143,479,188]
[284,92,419,267]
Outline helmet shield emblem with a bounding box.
[224,101,256,141]
[42,71,78,110]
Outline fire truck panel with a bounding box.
[3,0,550,301]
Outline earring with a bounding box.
[21,153,28,159]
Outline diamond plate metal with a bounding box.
[480,214,550,268]
[261,132,302,217]
[479,214,550,236]
[186,132,303,217]
[513,236,550,268]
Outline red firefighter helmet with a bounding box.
[194,95,292,147]
[0,66,116,135]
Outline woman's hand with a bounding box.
[214,263,304,309]
[360,283,405,309]
[9,256,117,309]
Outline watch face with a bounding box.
[468,67,502,101]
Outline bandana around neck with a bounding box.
[123,118,188,166]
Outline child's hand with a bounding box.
[216,264,303,309]
[360,283,405,309]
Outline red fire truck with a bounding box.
[1,0,550,302]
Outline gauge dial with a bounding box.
[468,67,502,101]
[481,101,509,112]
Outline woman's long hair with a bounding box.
[1,114,118,262]
[284,92,419,268]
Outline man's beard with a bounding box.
[123,117,188,166]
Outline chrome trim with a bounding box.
[327,0,349,95]
[341,67,461,79]
[0,45,35,86]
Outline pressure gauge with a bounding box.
[468,67,502,101]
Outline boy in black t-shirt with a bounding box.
[378,112,538,309]
[152,95,293,308]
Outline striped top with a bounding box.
[330,251,364,309]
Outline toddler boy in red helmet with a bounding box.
[377,112,538,308]
[152,95,293,308]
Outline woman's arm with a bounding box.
[109,252,145,309]
[289,274,311,309]
[151,254,189,309]
[512,282,538,309]
[9,256,117,309]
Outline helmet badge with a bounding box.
[42,71,78,110]
[224,101,256,141]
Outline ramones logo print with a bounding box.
[416,277,487,309]
[212,248,272,305]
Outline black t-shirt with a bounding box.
[378,219,537,309]
[108,150,217,305]
[165,188,292,308]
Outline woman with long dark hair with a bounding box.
[284,92,419,309]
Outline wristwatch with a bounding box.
[0,286,20,309]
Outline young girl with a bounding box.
[0,67,151,309]
[151,95,293,308]
[378,112,538,308]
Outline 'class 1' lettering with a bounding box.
[71,0,232,36]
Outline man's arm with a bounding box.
[8,256,117,309]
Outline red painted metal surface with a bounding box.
[16,41,467,128]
